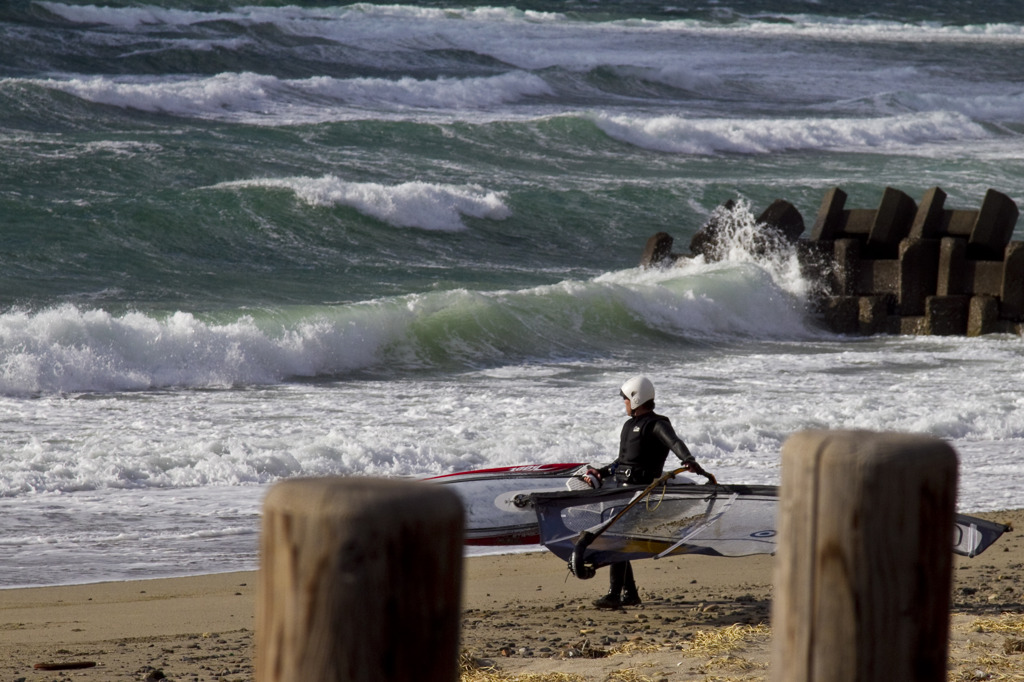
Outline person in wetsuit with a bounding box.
[581,375,703,609]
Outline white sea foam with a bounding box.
[36,72,277,118]
[215,176,511,231]
[31,70,552,122]
[0,305,399,396]
[700,15,1024,45]
[3,328,1024,587]
[303,71,553,109]
[592,110,990,155]
[37,2,232,29]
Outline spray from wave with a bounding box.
[687,198,818,300]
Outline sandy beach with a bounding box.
[2,509,1022,682]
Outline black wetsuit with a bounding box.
[596,411,693,603]
[599,411,693,485]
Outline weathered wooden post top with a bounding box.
[256,476,465,682]
[771,430,958,682]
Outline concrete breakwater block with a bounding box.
[642,186,1022,336]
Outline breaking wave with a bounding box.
[0,232,820,396]
[592,111,990,155]
[213,177,511,231]
[24,71,554,123]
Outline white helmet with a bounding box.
[620,376,655,409]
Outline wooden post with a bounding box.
[257,477,465,682]
[772,430,958,682]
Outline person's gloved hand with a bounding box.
[582,467,603,488]
[681,458,717,485]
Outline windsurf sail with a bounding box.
[532,482,1008,579]
[425,463,589,545]
[953,515,1009,558]
[425,462,698,546]
[533,482,778,578]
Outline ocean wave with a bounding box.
[36,2,1024,46]
[602,64,723,94]
[300,71,553,110]
[16,4,1024,130]
[20,66,1002,144]
[891,92,1024,125]
[25,70,553,122]
[22,5,1021,116]
[711,14,1024,44]
[31,3,573,73]
[592,110,990,155]
[36,2,240,30]
[35,3,562,32]
[212,176,511,231]
[0,252,819,396]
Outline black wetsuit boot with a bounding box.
[593,562,627,609]
[621,562,641,606]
